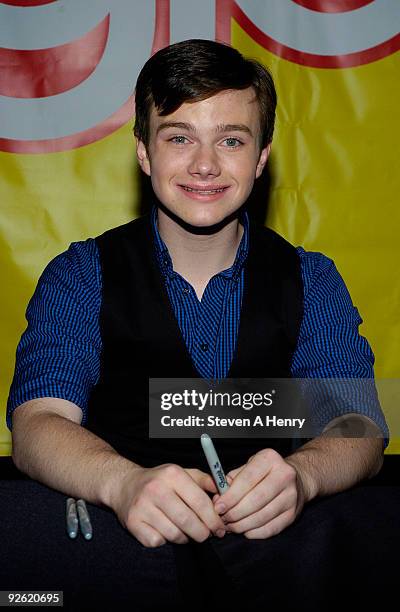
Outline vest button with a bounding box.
[200,342,209,352]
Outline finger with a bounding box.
[133,521,167,548]
[144,505,189,544]
[222,474,289,523]
[225,488,295,534]
[226,466,244,480]
[154,489,211,542]
[178,471,226,532]
[217,456,273,513]
[213,465,246,514]
[225,455,255,481]
[165,475,226,538]
[243,508,296,540]
[212,475,235,513]
[186,468,218,494]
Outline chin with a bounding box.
[185,213,223,227]
[181,210,232,229]
[158,198,242,231]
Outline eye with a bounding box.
[169,135,189,144]
[222,137,243,148]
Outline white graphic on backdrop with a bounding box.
[0,0,398,151]
[0,0,154,141]
[234,0,399,55]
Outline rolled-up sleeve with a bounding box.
[291,248,390,448]
[6,239,102,430]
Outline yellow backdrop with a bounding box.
[1,13,399,455]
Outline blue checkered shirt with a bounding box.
[6,208,389,447]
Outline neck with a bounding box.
[157,208,244,292]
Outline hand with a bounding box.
[212,448,307,539]
[110,463,227,547]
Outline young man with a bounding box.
[5,39,389,606]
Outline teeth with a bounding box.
[182,186,225,194]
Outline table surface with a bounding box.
[0,461,399,611]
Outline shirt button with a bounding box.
[200,343,209,352]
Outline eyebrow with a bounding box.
[216,123,253,137]
[156,122,195,134]
[156,121,253,137]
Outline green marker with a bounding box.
[201,433,229,495]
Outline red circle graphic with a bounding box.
[0,95,135,154]
[292,1,374,13]
[216,1,400,69]
[0,1,57,6]
[0,15,109,98]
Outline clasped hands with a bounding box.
[112,447,311,548]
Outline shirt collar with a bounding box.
[151,205,249,281]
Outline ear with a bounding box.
[136,138,151,176]
[255,143,271,179]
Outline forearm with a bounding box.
[12,410,140,509]
[285,416,384,503]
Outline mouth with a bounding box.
[178,184,230,197]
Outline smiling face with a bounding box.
[136,88,271,228]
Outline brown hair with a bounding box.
[134,39,277,149]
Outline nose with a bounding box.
[188,144,221,178]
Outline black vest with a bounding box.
[85,214,304,473]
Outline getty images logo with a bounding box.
[0,0,398,153]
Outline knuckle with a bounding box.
[126,519,145,541]
[163,464,182,479]
[166,526,183,543]
[126,508,139,531]
[281,464,297,485]
[285,489,297,510]
[242,464,258,481]
[175,511,191,528]
[142,479,163,497]
[290,485,299,502]
[147,534,165,548]
[212,519,224,533]
[193,495,209,515]
[173,532,189,544]
[198,497,211,512]
[270,523,284,537]
[257,448,278,462]
[194,528,211,543]
[252,488,266,507]
[282,471,295,487]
